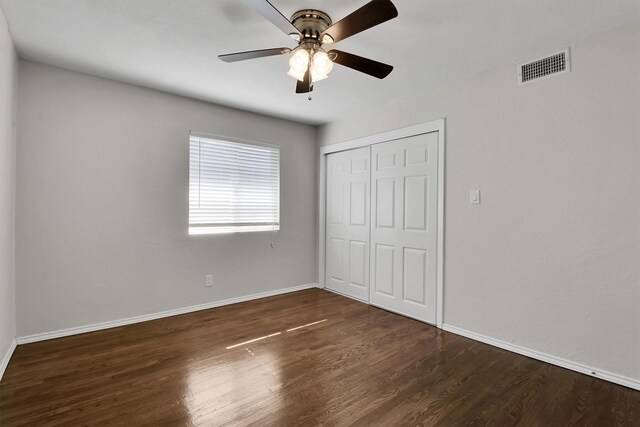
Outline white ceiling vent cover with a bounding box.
[518,48,570,86]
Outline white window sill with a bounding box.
[189,225,280,235]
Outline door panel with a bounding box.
[377,152,396,170]
[374,244,395,296]
[349,241,367,287]
[403,247,427,304]
[325,147,370,301]
[330,183,344,224]
[369,132,438,323]
[328,238,344,283]
[376,178,395,228]
[350,183,367,225]
[404,176,429,231]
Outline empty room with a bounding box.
[0,0,639,425]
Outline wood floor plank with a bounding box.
[1,289,638,426]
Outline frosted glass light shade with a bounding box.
[289,49,309,72]
[311,71,328,82]
[287,49,335,83]
[312,51,333,76]
[310,50,334,83]
[287,67,306,81]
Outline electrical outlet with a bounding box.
[205,275,213,287]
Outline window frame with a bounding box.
[188,132,280,236]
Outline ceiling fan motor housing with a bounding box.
[290,10,332,42]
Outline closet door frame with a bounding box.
[319,118,446,328]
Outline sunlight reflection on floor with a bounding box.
[185,318,328,423]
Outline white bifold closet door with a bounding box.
[369,132,438,324]
[325,147,371,301]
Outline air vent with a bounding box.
[518,48,570,85]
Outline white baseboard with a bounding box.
[443,323,640,392]
[0,338,17,381]
[17,283,319,345]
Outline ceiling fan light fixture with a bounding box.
[287,67,306,81]
[289,49,310,70]
[309,50,333,83]
[221,0,398,93]
[288,49,310,81]
[312,50,333,75]
[310,71,328,83]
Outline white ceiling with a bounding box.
[1,0,639,125]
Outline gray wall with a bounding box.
[0,6,17,369]
[320,23,640,381]
[16,61,318,336]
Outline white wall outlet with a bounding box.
[205,275,213,287]
[470,189,481,205]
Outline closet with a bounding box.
[325,130,440,324]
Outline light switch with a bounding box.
[470,189,481,205]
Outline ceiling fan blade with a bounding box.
[244,0,301,38]
[329,50,393,79]
[296,66,313,94]
[320,0,398,44]
[218,47,291,63]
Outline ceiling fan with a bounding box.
[219,0,398,94]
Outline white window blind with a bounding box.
[189,134,280,235]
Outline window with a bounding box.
[189,133,280,235]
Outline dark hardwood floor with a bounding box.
[1,289,638,426]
